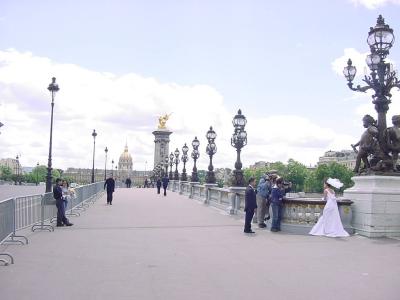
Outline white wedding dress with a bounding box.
[309,189,349,237]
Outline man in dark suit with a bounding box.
[156,177,162,194]
[162,175,169,196]
[244,177,257,234]
[104,174,115,205]
[54,178,73,227]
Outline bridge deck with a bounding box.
[1,188,399,300]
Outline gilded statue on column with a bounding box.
[158,113,171,129]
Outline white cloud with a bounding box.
[350,0,400,9]
[0,49,358,170]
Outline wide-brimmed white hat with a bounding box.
[326,178,343,189]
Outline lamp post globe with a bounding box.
[343,15,400,173]
[174,148,180,180]
[205,126,217,184]
[45,77,59,193]
[169,152,174,179]
[91,129,97,183]
[231,109,248,187]
[104,147,108,180]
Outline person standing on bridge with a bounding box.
[162,175,169,196]
[156,177,162,194]
[104,174,115,205]
[244,177,257,234]
[54,178,73,227]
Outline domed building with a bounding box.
[118,143,133,173]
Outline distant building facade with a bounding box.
[249,161,271,169]
[318,150,357,170]
[0,158,22,175]
[63,144,150,186]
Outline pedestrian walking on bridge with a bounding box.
[104,174,115,205]
[162,175,169,196]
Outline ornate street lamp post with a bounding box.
[169,152,174,179]
[205,126,217,184]
[15,155,20,185]
[180,144,189,181]
[164,156,169,177]
[36,162,39,186]
[174,148,180,180]
[45,77,59,193]
[191,137,200,182]
[111,159,114,176]
[343,15,400,173]
[104,147,108,180]
[91,129,97,183]
[231,109,248,186]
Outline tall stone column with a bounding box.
[152,129,172,169]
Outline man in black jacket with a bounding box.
[244,177,257,234]
[104,174,115,205]
[161,175,169,196]
[54,178,73,227]
[156,177,162,194]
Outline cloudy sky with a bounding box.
[0,0,400,171]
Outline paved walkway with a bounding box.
[1,188,399,300]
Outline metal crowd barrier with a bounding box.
[0,182,105,266]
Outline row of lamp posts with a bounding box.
[43,76,247,188]
[161,109,247,187]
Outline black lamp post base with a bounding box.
[231,169,245,187]
[205,171,216,184]
[181,173,187,181]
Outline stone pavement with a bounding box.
[1,188,399,300]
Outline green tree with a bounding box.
[0,165,13,181]
[313,163,354,193]
[286,159,308,192]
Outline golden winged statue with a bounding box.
[158,113,171,129]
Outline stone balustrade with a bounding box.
[167,180,353,234]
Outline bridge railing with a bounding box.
[0,182,105,266]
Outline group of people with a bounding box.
[156,175,170,196]
[244,173,349,238]
[53,178,74,227]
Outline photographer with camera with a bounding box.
[255,173,271,228]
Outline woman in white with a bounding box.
[309,178,349,237]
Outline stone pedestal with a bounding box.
[229,187,246,215]
[344,176,400,238]
[179,181,188,195]
[204,183,218,204]
[189,182,199,199]
[152,129,172,169]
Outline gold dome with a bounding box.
[118,144,133,171]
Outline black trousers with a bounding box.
[56,198,69,225]
[107,191,113,203]
[163,187,167,196]
[157,186,161,194]
[244,209,255,232]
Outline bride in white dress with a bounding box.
[309,178,349,237]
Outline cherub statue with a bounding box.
[351,114,379,173]
[158,113,171,129]
[386,115,400,171]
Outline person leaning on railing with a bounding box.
[53,178,73,227]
